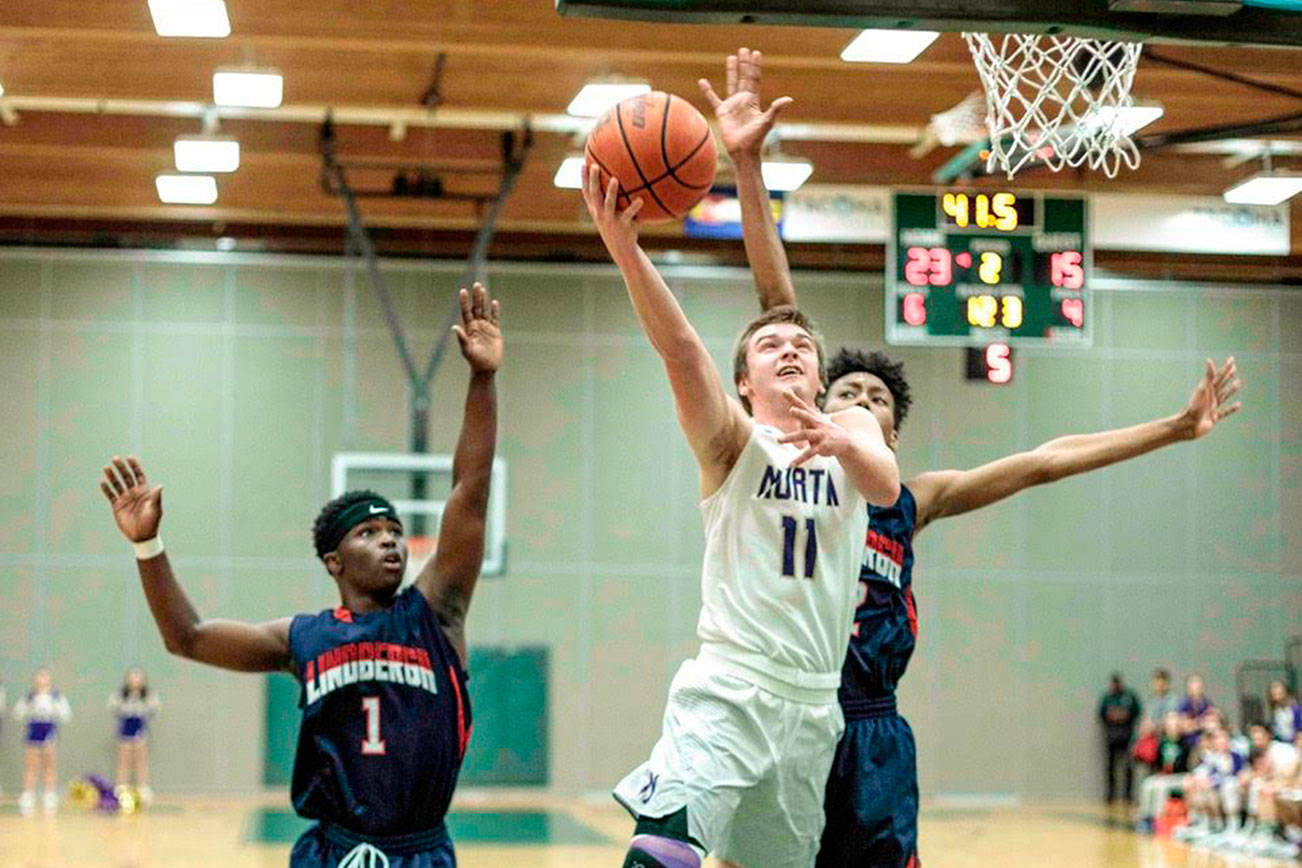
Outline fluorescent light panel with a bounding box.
[1223,173,1302,206]
[155,174,218,205]
[553,156,586,189]
[148,0,231,38]
[841,29,940,64]
[567,83,651,118]
[761,158,813,192]
[1080,104,1164,136]
[174,136,240,172]
[213,70,282,108]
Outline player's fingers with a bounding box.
[457,287,473,325]
[472,282,488,318]
[792,446,819,467]
[726,54,738,96]
[604,176,620,218]
[490,298,501,324]
[99,480,117,504]
[112,456,136,489]
[737,47,751,92]
[127,456,147,487]
[764,96,794,124]
[104,464,125,496]
[749,49,763,92]
[698,79,723,110]
[1217,378,1242,404]
[1217,401,1242,421]
[622,197,644,225]
[1214,357,1235,387]
[777,430,807,446]
[789,406,822,426]
[152,485,163,511]
[784,389,812,411]
[452,324,468,348]
[585,165,602,211]
[1204,358,1216,385]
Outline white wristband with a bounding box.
[132,537,164,560]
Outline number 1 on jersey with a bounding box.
[781,516,818,579]
[360,696,386,755]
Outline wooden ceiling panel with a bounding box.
[0,0,1300,264]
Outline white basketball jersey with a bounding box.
[697,423,870,689]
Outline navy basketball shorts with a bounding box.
[290,822,456,868]
[816,701,920,868]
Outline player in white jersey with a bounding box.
[583,166,900,868]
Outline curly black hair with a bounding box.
[825,348,912,430]
[312,489,386,560]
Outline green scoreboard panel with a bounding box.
[886,190,1091,347]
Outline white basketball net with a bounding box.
[963,33,1144,178]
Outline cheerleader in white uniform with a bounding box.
[109,667,160,804]
[13,668,72,815]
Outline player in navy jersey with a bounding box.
[703,47,1245,867]
[99,282,501,867]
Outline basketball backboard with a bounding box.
[330,452,508,577]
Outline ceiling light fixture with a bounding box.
[1078,102,1164,137]
[174,135,240,172]
[156,174,218,205]
[1222,171,1302,206]
[213,69,283,108]
[553,156,587,189]
[841,29,940,64]
[760,156,814,192]
[566,82,652,118]
[147,0,231,38]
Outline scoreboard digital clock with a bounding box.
[886,190,1091,347]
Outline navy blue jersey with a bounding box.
[289,585,471,837]
[839,485,918,714]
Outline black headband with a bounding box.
[317,496,401,558]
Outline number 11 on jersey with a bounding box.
[781,516,818,579]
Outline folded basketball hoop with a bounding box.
[963,33,1144,178]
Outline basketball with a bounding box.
[584,91,717,223]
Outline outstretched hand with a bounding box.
[100,456,163,542]
[1182,356,1241,439]
[777,389,855,466]
[453,282,502,374]
[699,47,793,159]
[582,165,644,260]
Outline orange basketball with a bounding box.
[584,92,717,223]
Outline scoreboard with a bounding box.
[886,190,1091,347]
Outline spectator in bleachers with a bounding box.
[1176,727,1246,841]
[1135,711,1190,831]
[1141,668,1179,736]
[1178,674,1214,747]
[1099,672,1142,803]
[1239,722,1301,857]
[1268,680,1302,743]
[1133,668,1177,791]
[1269,731,1302,856]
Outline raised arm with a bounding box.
[910,357,1242,532]
[100,456,291,673]
[414,283,500,665]
[583,166,751,495]
[780,392,900,506]
[700,48,796,312]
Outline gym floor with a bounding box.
[0,792,1272,867]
